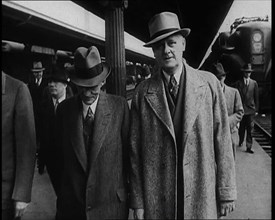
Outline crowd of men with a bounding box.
[2,11,259,220]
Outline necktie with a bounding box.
[168,75,178,102]
[54,100,59,113]
[83,107,94,153]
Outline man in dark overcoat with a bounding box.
[38,65,73,196]
[2,71,37,219]
[129,12,237,219]
[235,63,259,154]
[212,62,244,158]
[55,46,129,220]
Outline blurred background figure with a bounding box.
[2,71,37,220]
[212,62,244,158]
[235,63,259,154]
[37,65,73,197]
[28,61,48,154]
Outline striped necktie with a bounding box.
[83,107,94,153]
[168,75,178,102]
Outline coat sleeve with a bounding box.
[213,80,237,202]
[228,89,244,131]
[12,83,37,203]
[254,81,259,112]
[129,91,144,209]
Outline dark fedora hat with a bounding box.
[31,61,45,72]
[212,62,227,78]
[144,12,191,47]
[241,63,253,72]
[47,65,69,84]
[68,46,111,87]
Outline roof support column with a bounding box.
[104,1,128,97]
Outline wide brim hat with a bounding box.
[241,63,253,72]
[68,46,111,87]
[212,62,227,78]
[144,12,191,47]
[46,65,69,84]
[31,61,45,72]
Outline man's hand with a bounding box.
[14,201,29,218]
[219,201,235,217]
[133,208,144,220]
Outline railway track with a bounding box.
[253,114,272,157]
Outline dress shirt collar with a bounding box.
[162,63,183,85]
[243,77,250,85]
[52,93,66,106]
[82,95,99,118]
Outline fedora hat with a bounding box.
[68,46,111,87]
[144,12,191,47]
[241,63,253,72]
[212,62,227,78]
[31,61,45,72]
[46,65,69,84]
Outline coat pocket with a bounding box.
[116,188,127,202]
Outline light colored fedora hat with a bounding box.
[31,61,45,72]
[144,12,191,47]
[68,46,111,87]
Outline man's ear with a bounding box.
[182,37,186,51]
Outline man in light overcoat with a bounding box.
[212,62,244,158]
[129,12,237,219]
[55,46,129,220]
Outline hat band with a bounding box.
[75,63,103,79]
[150,28,180,41]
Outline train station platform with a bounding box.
[22,139,271,220]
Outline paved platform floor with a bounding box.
[22,139,271,220]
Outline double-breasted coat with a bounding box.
[2,72,36,210]
[129,62,237,219]
[55,93,129,220]
[223,85,244,156]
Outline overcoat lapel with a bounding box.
[181,65,207,147]
[88,93,111,171]
[145,73,176,141]
[70,97,87,173]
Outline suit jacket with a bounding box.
[223,84,244,155]
[235,78,259,115]
[55,93,129,220]
[2,72,36,209]
[129,61,237,219]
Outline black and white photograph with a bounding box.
[2,0,271,219]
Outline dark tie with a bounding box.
[83,107,94,153]
[54,100,59,114]
[168,75,178,102]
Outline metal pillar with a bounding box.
[104,1,127,97]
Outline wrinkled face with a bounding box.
[77,81,104,105]
[33,71,43,80]
[152,34,186,74]
[48,80,67,99]
[243,71,251,78]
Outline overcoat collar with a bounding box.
[70,93,111,173]
[145,61,207,145]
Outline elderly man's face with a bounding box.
[48,80,67,99]
[77,81,104,105]
[152,34,186,74]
